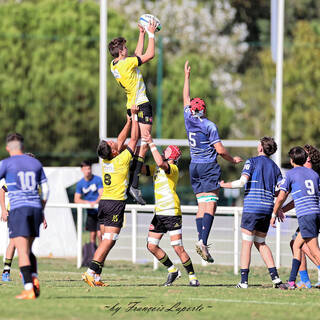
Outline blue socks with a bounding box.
[299,270,310,283]
[202,213,214,245]
[240,269,249,284]
[268,267,279,281]
[196,218,203,241]
[289,258,301,282]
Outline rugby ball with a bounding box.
[139,14,161,32]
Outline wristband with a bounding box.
[150,147,157,152]
[271,213,277,218]
[133,114,138,121]
[147,31,155,39]
[149,142,155,147]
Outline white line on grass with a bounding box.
[189,298,320,307]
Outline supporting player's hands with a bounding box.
[270,209,285,228]
[185,61,191,79]
[233,156,243,164]
[131,105,139,115]
[1,209,8,222]
[144,132,153,145]
[219,180,227,188]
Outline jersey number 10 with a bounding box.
[18,171,36,191]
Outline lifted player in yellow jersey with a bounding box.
[141,134,200,287]
[108,20,158,205]
[82,105,139,287]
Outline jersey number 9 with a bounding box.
[305,179,315,195]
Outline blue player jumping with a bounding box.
[183,61,242,262]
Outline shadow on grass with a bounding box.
[52,296,146,299]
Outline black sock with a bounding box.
[3,258,12,273]
[182,258,195,275]
[240,269,249,284]
[29,252,37,274]
[20,265,33,285]
[289,259,301,282]
[89,260,102,274]
[268,267,279,281]
[131,157,144,189]
[159,253,173,268]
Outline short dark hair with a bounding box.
[6,133,24,144]
[108,37,126,58]
[288,146,307,165]
[304,144,320,175]
[260,137,277,156]
[80,160,91,168]
[97,141,112,160]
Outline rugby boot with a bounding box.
[16,289,36,300]
[279,281,296,290]
[272,277,284,288]
[314,281,320,289]
[235,282,248,289]
[296,280,312,289]
[129,186,146,205]
[82,272,95,287]
[189,274,200,287]
[195,240,214,263]
[2,272,11,282]
[163,269,181,286]
[94,279,109,287]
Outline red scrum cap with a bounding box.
[164,145,182,162]
[190,98,206,117]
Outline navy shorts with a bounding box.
[241,212,271,233]
[298,214,320,239]
[189,162,221,194]
[86,212,100,232]
[8,207,43,238]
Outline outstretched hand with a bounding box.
[147,19,158,35]
[138,23,146,34]
[185,61,191,78]
[233,156,243,164]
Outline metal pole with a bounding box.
[156,35,163,138]
[131,209,137,264]
[77,206,83,269]
[274,0,284,169]
[99,0,107,140]
[276,220,281,268]
[234,209,239,275]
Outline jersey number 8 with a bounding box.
[104,174,112,186]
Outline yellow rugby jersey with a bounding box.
[150,164,181,216]
[101,148,134,201]
[110,57,149,109]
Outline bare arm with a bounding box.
[138,21,157,64]
[134,24,145,56]
[74,193,90,204]
[214,142,243,164]
[117,115,132,152]
[145,134,169,171]
[270,190,288,227]
[281,199,294,213]
[220,174,249,189]
[127,105,139,152]
[0,188,8,222]
[183,61,191,106]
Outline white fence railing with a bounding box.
[46,203,296,275]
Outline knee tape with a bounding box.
[196,195,219,203]
[171,239,183,246]
[102,233,119,241]
[169,229,182,236]
[242,233,254,242]
[254,236,266,243]
[147,237,160,245]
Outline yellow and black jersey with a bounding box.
[149,164,181,216]
[101,147,134,201]
[110,56,149,109]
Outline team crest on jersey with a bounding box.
[103,163,114,173]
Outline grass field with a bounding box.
[1,258,320,320]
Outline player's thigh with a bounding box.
[148,231,163,240]
[139,123,152,139]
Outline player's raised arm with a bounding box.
[117,115,132,152]
[214,141,243,164]
[134,24,146,57]
[183,61,191,106]
[220,174,249,189]
[127,105,139,152]
[139,20,157,64]
[145,134,169,171]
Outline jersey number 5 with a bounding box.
[188,132,196,147]
[305,179,315,195]
[104,174,112,186]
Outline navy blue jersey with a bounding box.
[184,106,221,163]
[279,166,320,218]
[75,175,103,202]
[242,156,282,214]
[0,155,47,210]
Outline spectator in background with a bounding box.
[74,161,103,246]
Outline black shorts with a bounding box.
[98,200,126,228]
[241,212,271,233]
[127,102,153,124]
[149,215,182,234]
[85,211,100,232]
